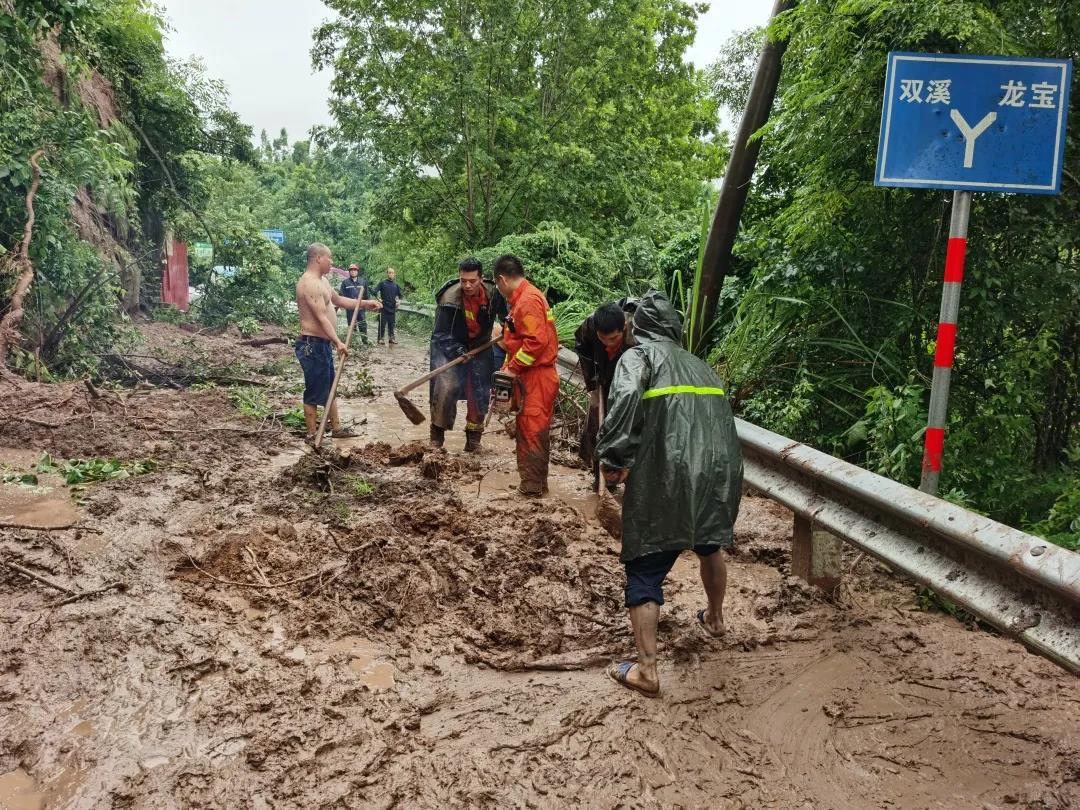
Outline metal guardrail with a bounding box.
[396,299,1080,673]
[740,420,1080,674]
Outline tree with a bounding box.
[313,0,723,249]
[707,0,1080,536]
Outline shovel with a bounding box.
[394,338,500,425]
[312,303,364,448]
[595,392,624,540]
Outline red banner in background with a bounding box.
[161,234,189,312]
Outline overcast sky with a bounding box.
[161,0,774,141]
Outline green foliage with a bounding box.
[229,386,272,420]
[151,305,187,324]
[703,0,1080,542]
[315,0,723,251]
[337,367,376,398]
[236,317,261,338]
[552,300,595,346]
[914,587,978,626]
[475,223,613,303]
[1027,479,1080,551]
[343,474,375,499]
[0,0,254,374]
[279,407,308,434]
[5,452,156,487]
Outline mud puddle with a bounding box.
[0,482,82,529]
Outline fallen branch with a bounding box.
[182,552,345,589]
[51,580,125,607]
[2,559,77,595]
[240,336,290,347]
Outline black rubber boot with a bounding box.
[464,430,482,453]
[430,425,445,448]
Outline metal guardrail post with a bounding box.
[791,515,842,590]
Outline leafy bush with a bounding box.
[151,305,187,324]
[4,453,156,486]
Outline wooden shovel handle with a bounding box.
[394,338,499,397]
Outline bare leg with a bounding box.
[698,552,727,636]
[328,399,342,431]
[303,404,317,436]
[625,601,661,692]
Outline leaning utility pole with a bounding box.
[689,0,796,350]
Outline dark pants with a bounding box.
[430,356,491,431]
[295,336,334,407]
[624,546,721,607]
[379,310,397,341]
[348,307,368,341]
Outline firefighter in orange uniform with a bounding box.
[493,254,561,496]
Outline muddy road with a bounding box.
[1,321,1078,809]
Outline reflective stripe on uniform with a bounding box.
[642,385,726,400]
[515,349,536,366]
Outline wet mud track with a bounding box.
[1,327,1078,809]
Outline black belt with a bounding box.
[297,335,331,344]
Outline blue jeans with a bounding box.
[295,336,334,406]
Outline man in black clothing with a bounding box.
[574,298,638,490]
[375,267,403,344]
[339,263,370,344]
[429,257,507,451]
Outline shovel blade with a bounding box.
[394,392,426,425]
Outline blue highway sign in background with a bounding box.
[875,52,1072,195]
[261,228,285,245]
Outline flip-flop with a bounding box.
[607,661,659,698]
[696,609,725,640]
[331,426,360,439]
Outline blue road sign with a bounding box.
[875,52,1072,195]
[261,228,285,245]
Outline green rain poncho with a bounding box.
[597,291,743,562]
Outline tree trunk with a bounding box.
[0,150,45,370]
[689,0,795,349]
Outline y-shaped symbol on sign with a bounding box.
[949,109,998,169]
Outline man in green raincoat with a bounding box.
[597,290,743,697]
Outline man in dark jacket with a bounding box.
[597,290,743,698]
[339,263,370,344]
[429,257,507,451]
[574,298,638,490]
[375,267,403,344]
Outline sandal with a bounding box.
[607,661,659,698]
[696,609,725,639]
[331,426,360,439]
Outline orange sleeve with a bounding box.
[506,292,548,375]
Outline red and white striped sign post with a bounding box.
[919,190,971,496]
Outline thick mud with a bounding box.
[1,323,1077,809]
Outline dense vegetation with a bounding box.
[1,0,1076,547]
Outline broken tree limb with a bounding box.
[51,580,125,607]
[0,149,46,370]
[240,336,290,347]
[2,559,77,596]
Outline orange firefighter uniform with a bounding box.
[501,279,560,494]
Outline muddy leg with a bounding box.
[627,601,660,692]
[698,552,727,635]
[328,399,342,432]
[303,404,317,436]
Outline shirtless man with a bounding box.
[295,243,381,443]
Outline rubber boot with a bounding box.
[430,425,445,448]
[464,429,482,453]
